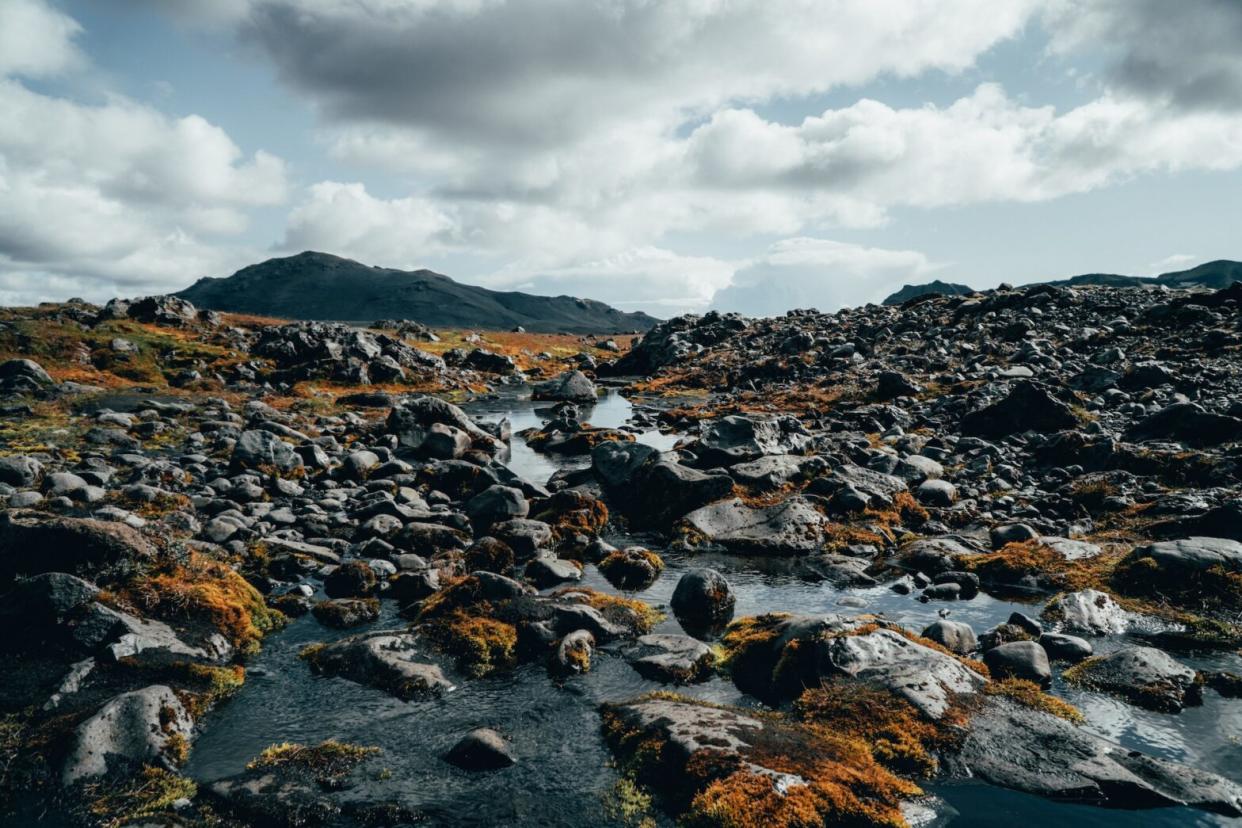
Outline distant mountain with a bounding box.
[175,252,658,333]
[1156,259,1242,289]
[881,259,1242,305]
[881,280,975,306]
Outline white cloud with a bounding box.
[282,181,455,266]
[1044,0,1242,110]
[232,0,1038,150]
[0,1,289,303]
[1148,253,1199,274]
[0,0,84,78]
[485,247,736,316]
[714,238,939,315]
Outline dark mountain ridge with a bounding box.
[176,251,658,333]
[882,259,1242,305]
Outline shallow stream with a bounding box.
[186,390,1242,826]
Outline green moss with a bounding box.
[247,740,379,783]
[87,765,197,828]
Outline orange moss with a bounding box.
[553,587,664,634]
[119,552,286,655]
[421,610,518,677]
[794,684,950,777]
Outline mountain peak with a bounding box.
[176,253,657,333]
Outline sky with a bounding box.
[1,0,1240,316]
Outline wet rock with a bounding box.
[1041,589,1130,635]
[208,741,397,826]
[670,568,736,629]
[728,616,987,715]
[302,632,453,699]
[958,696,1242,814]
[445,728,515,771]
[62,685,192,784]
[679,496,834,556]
[525,556,583,588]
[323,561,379,599]
[312,598,380,628]
[596,547,663,590]
[920,620,977,655]
[627,634,716,683]
[982,640,1052,687]
[1065,646,1200,712]
[551,629,594,676]
[531,370,598,403]
[1039,632,1093,662]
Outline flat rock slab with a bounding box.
[1067,646,1200,712]
[304,632,454,700]
[680,496,832,556]
[957,697,1242,815]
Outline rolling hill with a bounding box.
[176,251,658,333]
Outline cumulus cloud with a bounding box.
[0,0,289,303]
[713,238,939,316]
[679,84,1242,212]
[0,0,84,78]
[232,0,1037,150]
[485,247,736,316]
[1045,0,1242,110]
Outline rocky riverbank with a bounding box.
[1,283,1241,826]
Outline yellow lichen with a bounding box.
[983,679,1084,724]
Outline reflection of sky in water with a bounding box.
[468,387,679,484]
[183,390,1242,827]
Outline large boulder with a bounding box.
[626,634,716,684]
[230,430,303,475]
[1066,646,1200,712]
[591,442,733,529]
[387,396,505,458]
[302,632,453,700]
[696,415,810,466]
[959,696,1242,814]
[1126,402,1242,447]
[670,568,735,629]
[960,382,1078,438]
[679,497,834,556]
[0,512,156,584]
[62,685,193,784]
[531,370,598,403]
[0,358,55,394]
